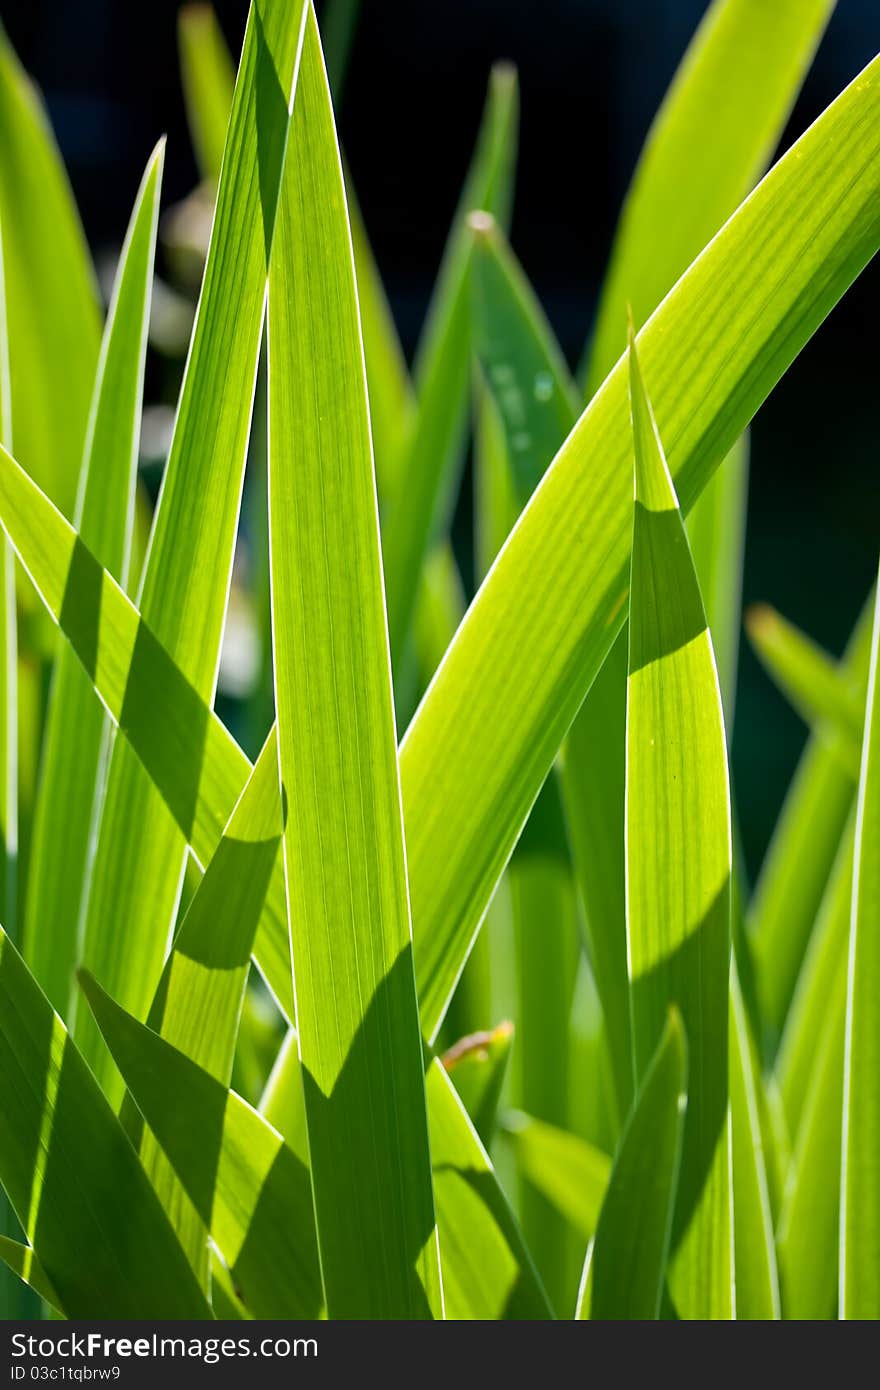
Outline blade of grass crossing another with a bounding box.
[625,334,733,1318]
[72,0,307,1094]
[268,4,441,1318]
[840,563,880,1318]
[0,1238,62,1315]
[24,144,164,1018]
[586,0,836,395]
[577,1011,687,1320]
[122,732,283,1286]
[469,221,634,1130]
[79,972,323,1320]
[0,927,212,1317]
[400,54,880,1046]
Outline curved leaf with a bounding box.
[577,1011,687,1320]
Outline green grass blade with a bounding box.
[0,30,101,512]
[382,65,518,667]
[501,1112,610,1243]
[401,55,880,1043]
[776,818,854,1136]
[123,732,283,1284]
[79,971,323,1319]
[840,564,880,1318]
[470,214,579,506]
[730,964,780,1318]
[776,956,846,1318]
[441,1022,513,1148]
[425,1058,552,1320]
[0,1237,62,1314]
[509,785,580,1312]
[0,218,14,936]
[586,0,836,394]
[747,603,865,762]
[577,1010,687,1321]
[0,926,212,1317]
[413,543,466,696]
[749,596,874,1049]
[626,335,732,1318]
[73,0,307,1095]
[23,144,164,1019]
[267,4,441,1318]
[179,4,236,183]
[0,230,23,1318]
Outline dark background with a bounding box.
[1,0,878,879]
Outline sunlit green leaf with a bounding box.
[267,5,441,1318]
[0,927,212,1317]
[840,563,880,1319]
[625,333,732,1318]
[577,1010,687,1320]
[24,143,164,1018]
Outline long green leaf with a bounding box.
[23,143,164,1018]
[626,334,732,1318]
[0,927,211,1317]
[0,29,101,513]
[425,1058,552,1320]
[268,4,440,1318]
[840,562,880,1318]
[576,1010,687,1321]
[776,955,846,1318]
[776,818,854,1136]
[749,596,874,1049]
[382,64,518,667]
[72,0,307,1094]
[586,0,836,393]
[0,215,25,1320]
[730,964,780,1318]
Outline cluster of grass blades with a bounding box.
[0,0,877,1319]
